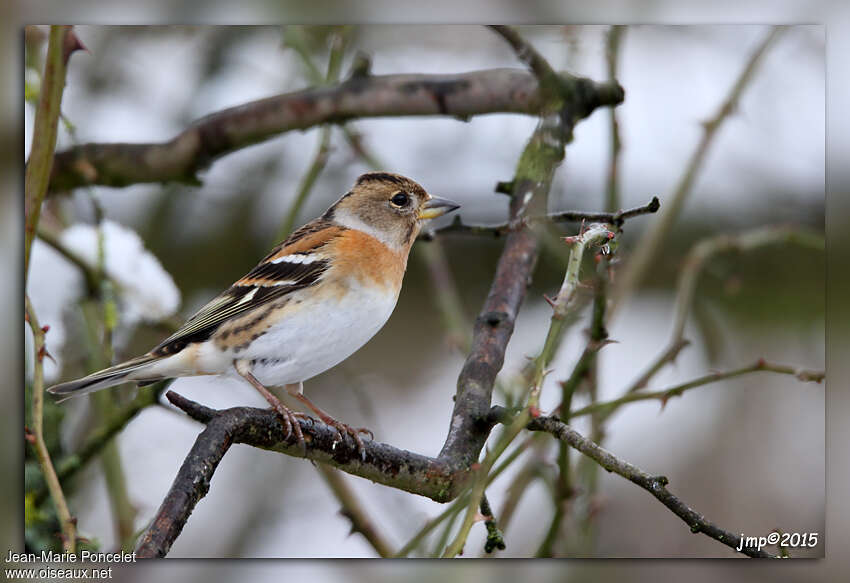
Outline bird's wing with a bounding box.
[151,220,346,356]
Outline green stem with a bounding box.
[25,26,73,283]
[571,360,824,419]
[26,296,76,552]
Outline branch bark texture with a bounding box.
[49,68,622,192]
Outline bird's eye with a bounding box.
[390,192,410,207]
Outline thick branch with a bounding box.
[49,68,622,192]
[135,391,486,557]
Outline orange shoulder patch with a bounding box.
[330,230,406,292]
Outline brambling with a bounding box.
[48,172,460,454]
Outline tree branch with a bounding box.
[48,68,622,193]
[570,359,824,419]
[519,412,779,558]
[622,225,824,396]
[424,196,660,239]
[604,25,626,213]
[485,405,786,559]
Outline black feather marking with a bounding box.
[151,259,329,356]
[242,258,327,284]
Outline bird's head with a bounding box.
[326,172,460,250]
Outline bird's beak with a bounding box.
[419,196,461,220]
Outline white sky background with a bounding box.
[23,24,824,560]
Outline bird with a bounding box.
[47,172,460,455]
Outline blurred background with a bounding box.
[14,17,833,581]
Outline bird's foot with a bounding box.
[323,417,372,460]
[269,402,308,455]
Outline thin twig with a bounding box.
[31,383,168,505]
[26,296,76,552]
[610,26,784,316]
[316,464,394,558]
[520,412,778,558]
[570,360,824,419]
[604,25,625,214]
[480,493,506,553]
[395,494,469,558]
[83,195,138,550]
[428,196,660,238]
[36,226,103,295]
[488,26,562,102]
[278,126,332,239]
[278,27,348,240]
[496,435,548,535]
[622,225,824,396]
[418,239,471,352]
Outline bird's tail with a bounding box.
[47,354,162,401]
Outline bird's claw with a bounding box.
[325,419,371,461]
[271,405,307,456]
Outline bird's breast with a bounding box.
[232,277,400,386]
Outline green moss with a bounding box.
[514,135,564,184]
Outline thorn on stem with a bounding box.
[43,347,57,365]
[63,29,88,66]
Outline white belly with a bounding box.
[231,280,398,386]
